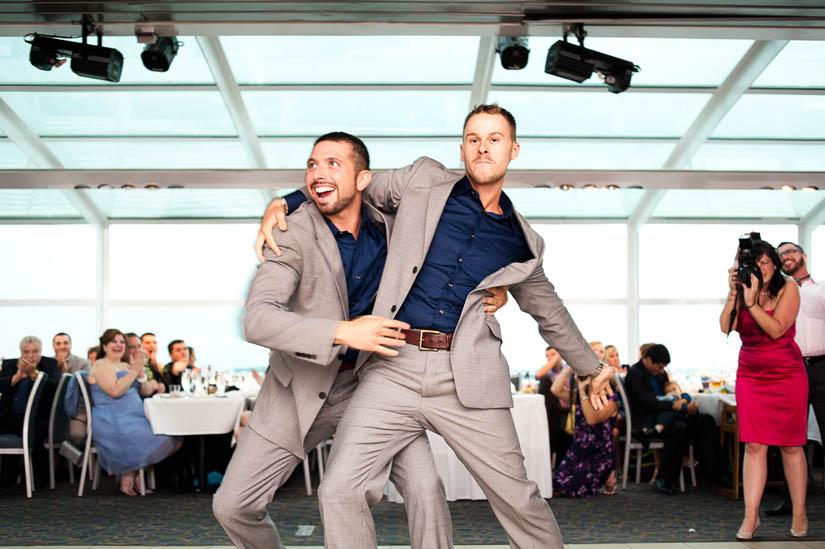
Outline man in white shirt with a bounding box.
[768,241,825,515]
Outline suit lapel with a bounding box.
[422,173,462,256]
[306,206,349,317]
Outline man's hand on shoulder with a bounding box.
[255,197,289,261]
[334,316,411,357]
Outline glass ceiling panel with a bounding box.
[489,90,710,138]
[506,188,645,218]
[712,95,825,139]
[0,36,214,85]
[0,140,31,168]
[221,36,479,84]
[261,138,462,170]
[516,141,674,170]
[753,40,825,88]
[0,91,236,136]
[244,90,469,136]
[491,38,752,87]
[652,190,824,219]
[0,190,82,218]
[692,143,825,171]
[84,189,268,218]
[48,139,249,169]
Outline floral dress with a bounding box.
[553,392,617,497]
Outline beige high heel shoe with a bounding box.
[736,517,760,541]
[790,516,808,538]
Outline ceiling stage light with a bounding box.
[544,24,639,93]
[497,36,529,70]
[27,33,123,82]
[141,36,181,72]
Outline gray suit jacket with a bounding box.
[243,200,393,458]
[356,157,599,410]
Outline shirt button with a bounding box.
[355,275,361,279]
[439,310,444,314]
[448,283,453,288]
[412,266,418,273]
[458,257,463,263]
[319,392,327,399]
[391,305,397,312]
[471,234,476,238]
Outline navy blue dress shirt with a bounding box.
[396,177,532,332]
[324,212,387,363]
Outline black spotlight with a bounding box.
[544,24,639,93]
[28,34,123,82]
[497,36,529,70]
[141,36,180,72]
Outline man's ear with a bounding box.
[356,169,372,192]
[510,141,520,161]
[460,143,466,164]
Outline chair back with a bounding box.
[21,372,47,454]
[47,373,72,446]
[73,372,95,459]
[613,373,633,440]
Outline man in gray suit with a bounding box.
[214,132,457,548]
[258,106,615,548]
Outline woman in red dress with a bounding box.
[720,238,808,540]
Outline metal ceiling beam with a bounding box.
[197,36,266,170]
[0,97,107,227]
[470,36,497,109]
[628,189,666,225]
[663,40,788,169]
[2,169,825,190]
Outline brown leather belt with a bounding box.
[339,361,356,372]
[400,328,453,351]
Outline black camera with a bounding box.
[737,232,762,288]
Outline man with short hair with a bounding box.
[0,336,61,485]
[164,339,189,388]
[625,343,727,495]
[767,241,825,515]
[52,332,89,374]
[140,332,165,390]
[258,105,613,547]
[215,132,462,549]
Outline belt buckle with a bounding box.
[418,329,440,351]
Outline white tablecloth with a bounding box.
[143,393,246,436]
[385,393,552,502]
[692,392,821,444]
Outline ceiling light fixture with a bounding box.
[26,18,123,82]
[497,36,529,70]
[545,23,639,93]
[141,36,182,72]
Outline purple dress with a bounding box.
[553,393,617,497]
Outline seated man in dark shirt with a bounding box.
[0,335,61,486]
[163,339,190,388]
[624,344,729,495]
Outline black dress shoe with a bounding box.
[765,498,792,516]
[654,477,676,495]
[632,429,650,450]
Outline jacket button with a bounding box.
[319,392,327,399]
[412,266,418,273]
[337,353,345,360]
[391,305,397,312]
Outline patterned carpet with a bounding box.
[0,464,822,546]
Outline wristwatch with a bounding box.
[576,361,604,382]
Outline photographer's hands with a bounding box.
[742,273,760,308]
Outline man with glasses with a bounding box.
[767,242,825,515]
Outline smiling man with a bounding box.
[257,105,613,548]
[52,332,90,374]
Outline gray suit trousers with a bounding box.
[318,346,562,549]
[213,369,452,549]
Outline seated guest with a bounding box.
[643,380,696,436]
[88,328,182,496]
[604,344,625,373]
[52,332,90,374]
[536,346,568,467]
[187,346,201,375]
[126,333,163,396]
[0,336,61,486]
[590,340,605,362]
[163,339,189,388]
[625,344,729,495]
[140,332,166,391]
[553,373,619,497]
[87,346,100,363]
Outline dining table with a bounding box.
[143,391,246,488]
[384,393,552,502]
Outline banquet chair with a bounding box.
[74,371,101,496]
[0,372,46,498]
[614,373,694,491]
[45,372,72,489]
[302,443,326,496]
